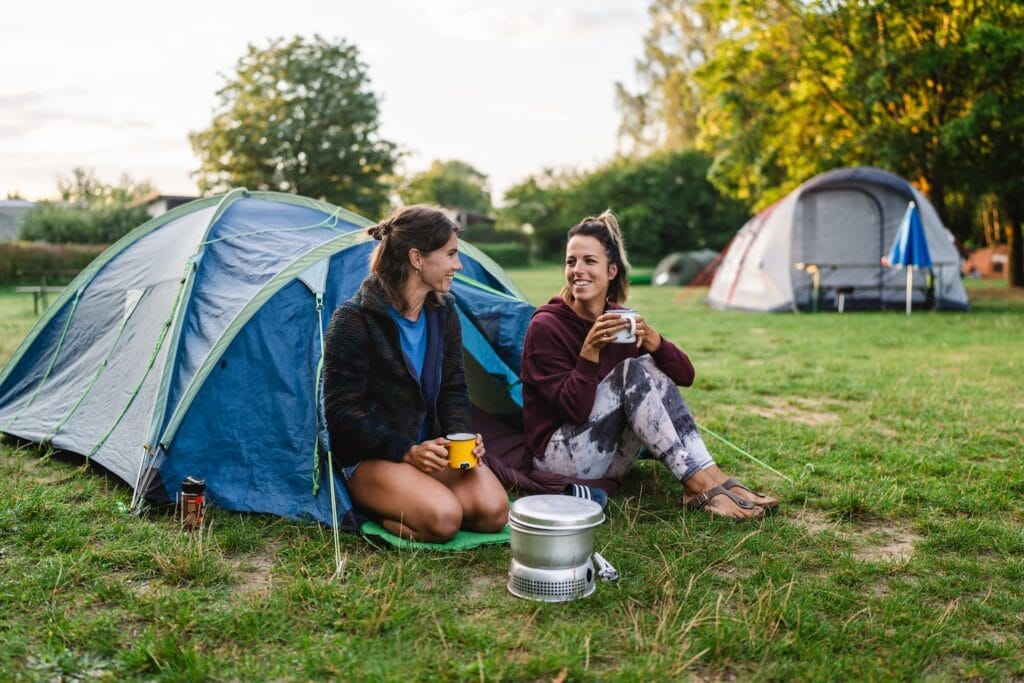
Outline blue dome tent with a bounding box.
[0,190,532,530]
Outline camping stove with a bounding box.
[508,557,596,602]
[506,495,605,603]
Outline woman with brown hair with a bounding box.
[323,205,508,541]
[519,210,778,519]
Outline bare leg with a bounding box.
[431,463,509,533]
[346,460,463,542]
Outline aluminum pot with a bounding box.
[508,495,605,569]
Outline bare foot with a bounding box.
[680,488,764,520]
[700,465,779,510]
[681,468,764,520]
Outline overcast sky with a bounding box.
[1,0,647,205]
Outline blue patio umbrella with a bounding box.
[886,201,932,314]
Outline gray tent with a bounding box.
[707,167,969,311]
[652,249,719,287]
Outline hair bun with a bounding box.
[368,221,393,241]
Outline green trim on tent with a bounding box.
[88,259,195,461]
[0,196,224,390]
[456,239,528,300]
[245,191,374,230]
[453,273,522,301]
[43,288,147,443]
[150,230,373,452]
[142,189,249,474]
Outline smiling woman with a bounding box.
[322,205,509,542]
[516,210,779,520]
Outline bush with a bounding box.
[461,223,530,246]
[475,242,530,268]
[501,149,750,265]
[0,242,106,285]
[19,203,149,244]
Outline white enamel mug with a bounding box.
[611,309,638,344]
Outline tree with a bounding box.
[945,21,1024,286]
[18,168,153,244]
[57,167,155,207]
[399,160,493,213]
[19,203,149,244]
[616,0,725,156]
[189,35,398,217]
[628,0,1024,280]
[502,150,748,263]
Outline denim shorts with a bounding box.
[340,462,361,481]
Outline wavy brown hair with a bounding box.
[368,205,460,312]
[560,209,631,304]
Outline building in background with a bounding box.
[128,193,199,218]
[0,199,37,241]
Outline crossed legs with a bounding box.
[535,356,776,519]
[346,460,509,542]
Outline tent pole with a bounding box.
[905,268,913,315]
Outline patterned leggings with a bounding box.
[534,355,715,482]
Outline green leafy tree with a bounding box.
[57,167,155,207]
[19,203,149,244]
[945,21,1024,286]
[399,160,493,213]
[616,0,725,155]
[189,35,398,217]
[502,150,747,264]
[19,168,153,244]
[629,0,1024,283]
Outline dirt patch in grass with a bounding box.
[968,286,1024,303]
[712,564,754,581]
[871,423,900,439]
[791,508,836,535]
[742,395,851,426]
[791,511,920,562]
[853,524,921,563]
[226,544,279,597]
[465,573,499,601]
[672,288,708,305]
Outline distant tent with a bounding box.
[0,190,533,528]
[652,249,719,287]
[707,167,969,312]
[962,244,1008,279]
[689,245,728,287]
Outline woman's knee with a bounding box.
[418,496,463,541]
[473,497,509,532]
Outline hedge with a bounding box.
[0,242,106,285]
[475,242,530,268]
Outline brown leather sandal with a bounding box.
[682,485,765,520]
[721,478,780,514]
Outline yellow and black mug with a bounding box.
[446,433,478,470]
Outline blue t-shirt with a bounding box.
[388,306,427,379]
[388,306,430,442]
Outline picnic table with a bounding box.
[16,285,65,315]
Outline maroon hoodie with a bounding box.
[519,297,695,487]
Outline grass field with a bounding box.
[1,270,1023,681]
